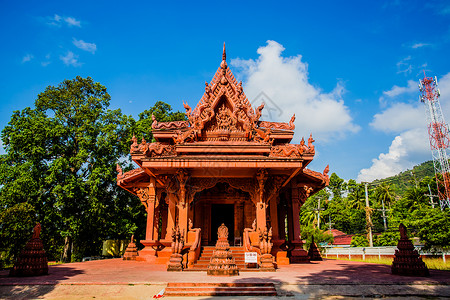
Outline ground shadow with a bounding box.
[0,265,84,299]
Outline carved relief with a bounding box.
[269,135,315,158]
[116,164,123,179]
[151,114,189,130]
[136,187,150,209]
[130,135,139,153]
[176,169,189,207]
[259,114,295,130]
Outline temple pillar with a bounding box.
[269,196,279,240]
[256,201,267,232]
[176,169,189,241]
[291,187,301,243]
[289,186,309,263]
[234,200,244,238]
[164,193,177,241]
[255,169,268,232]
[146,177,157,240]
[136,177,158,262]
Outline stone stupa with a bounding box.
[207,223,239,276]
[10,223,48,277]
[391,223,429,277]
[123,234,139,260]
[307,235,323,261]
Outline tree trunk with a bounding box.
[61,236,72,263]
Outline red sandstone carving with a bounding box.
[259,114,295,130]
[259,227,275,271]
[270,143,304,158]
[123,235,139,260]
[117,45,330,269]
[130,135,139,153]
[391,223,429,276]
[151,114,189,130]
[136,187,150,209]
[10,223,48,277]
[167,226,185,271]
[32,223,41,239]
[116,164,123,179]
[207,223,239,276]
[307,235,322,261]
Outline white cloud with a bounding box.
[371,103,425,133]
[231,40,360,141]
[383,80,417,97]
[64,17,81,27]
[22,54,33,63]
[60,51,82,67]
[412,43,431,49]
[73,38,96,54]
[396,56,413,75]
[357,128,430,182]
[45,14,81,27]
[359,72,450,181]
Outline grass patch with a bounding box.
[327,256,450,270]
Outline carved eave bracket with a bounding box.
[151,114,189,130]
[129,135,177,158]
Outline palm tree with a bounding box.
[374,182,394,209]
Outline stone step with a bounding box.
[164,282,277,296]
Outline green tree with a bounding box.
[0,77,141,262]
[412,208,450,250]
[350,234,369,247]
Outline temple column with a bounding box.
[269,196,279,240]
[255,169,268,232]
[234,200,244,238]
[164,193,177,241]
[291,187,301,242]
[146,177,157,241]
[176,169,189,240]
[136,177,158,262]
[289,185,309,263]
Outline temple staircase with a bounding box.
[164,282,277,297]
[187,246,258,271]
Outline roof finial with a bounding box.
[222,42,226,61]
[220,42,228,71]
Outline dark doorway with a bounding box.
[210,204,234,245]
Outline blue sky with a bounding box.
[2,0,450,181]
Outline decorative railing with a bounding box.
[186,219,202,268]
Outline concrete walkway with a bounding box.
[0,258,449,299]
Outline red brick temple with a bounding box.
[117,44,329,269]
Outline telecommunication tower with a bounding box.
[419,75,450,209]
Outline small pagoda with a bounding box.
[207,224,239,276]
[10,223,48,277]
[123,235,139,260]
[391,223,429,277]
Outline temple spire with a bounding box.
[222,42,226,61]
[220,42,228,71]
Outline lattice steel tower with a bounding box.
[419,75,450,209]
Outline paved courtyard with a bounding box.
[1,258,449,299]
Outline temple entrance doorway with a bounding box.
[210,204,234,245]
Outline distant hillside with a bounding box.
[371,161,435,196]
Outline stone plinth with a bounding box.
[308,236,322,261]
[391,223,429,277]
[260,254,276,271]
[10,223,48,277]
[207,224,239,276]
[123,235,138,261]
[290,241,310,263]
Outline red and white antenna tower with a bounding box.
[419,74,450,209]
